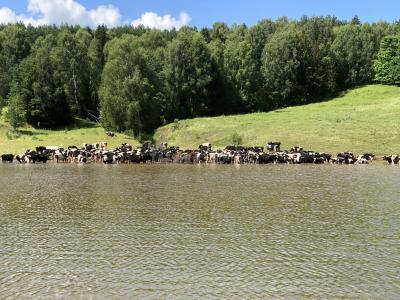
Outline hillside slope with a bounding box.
[155,85,400,154]
[0,119,138,154]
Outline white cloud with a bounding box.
[0,7,37,25]
[0,0,122,27]
[0,7,18,23]
[89,5,122,28]
[131,11,191,30]
[0,1,191,29]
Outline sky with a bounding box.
[0,0,399,29]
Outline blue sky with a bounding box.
[0,0,399,28]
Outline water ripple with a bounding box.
[0,164,399,299]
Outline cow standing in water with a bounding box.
[383,155,399,165]
[1,154,14,163]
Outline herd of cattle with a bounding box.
[0,141,399,165]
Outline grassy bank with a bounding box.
[155,85,400,155]
[0,119,137,154]
[1,85,399,155]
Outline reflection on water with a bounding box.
[0,164,399,298]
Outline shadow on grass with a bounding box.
[66,118,98,130]
[16,129,45,136]
[31,118,99,131]
[4,129,44,141]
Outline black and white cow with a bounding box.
[334,152,356,164]
[383,155,399,165]
[267,142,281,152]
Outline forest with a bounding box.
[1,16,400,137]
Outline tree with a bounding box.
[0,24,31,101]
[0,18,395,132]
[53,29,91,118]
[210,22,230,43]
[374,35,400,85]
[100,35,163,136]
[247,19,276,64]
[224,25,265,111]
[88,25,108,118]
[331,24,376,88]
[261,27,304,107]
[6,93,26,130]
[297,16,337,99]
[351,15,361,25]
[207,38,237,115]
[11,35,72,128]
[164,28,216,120]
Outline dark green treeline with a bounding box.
[1,16,399,135]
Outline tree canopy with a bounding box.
[0,17,398,134]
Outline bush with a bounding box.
[231,132,243,145]
[6,94,26,130]
[1,106,9,121]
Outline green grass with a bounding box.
[0,118,138,154]
[1,85,399,155]
[155,85,400,155]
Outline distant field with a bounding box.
[0,119,137,154]
[155,85,400,155]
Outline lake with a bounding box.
[0,164,399,299]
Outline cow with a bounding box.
[290,146,303,153]
[1,154,14,163]
[82,143,94,151]
[334,152,356,164]
[99,142,108,150]
[37,153,49,163]
[207,152,217,164]
[383,155,399,165]
[355,155,368,164]
[199,143,212,152]
[267,142,281,152]
[36,146,47,153]
[313,156,326,164]
[77,153,87,164]
[106,131,115,137]
[363,153,375,161]
[257,153,275,164]
[67,147,79,163]
[46,146,59,151]
[102,152,116,164]
[54,149,67,163]
[287,152,301,164]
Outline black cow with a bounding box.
[37,153,49,163]
[36,146,46,153]
[199,143,211,151]
[257,153,275,164]
[1,154,14,163]
[335,152,356,164]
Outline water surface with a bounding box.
[0,164,399,299]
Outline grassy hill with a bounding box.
[0,118,138,154]
[155,85,400,155]
[1,85,399,155]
